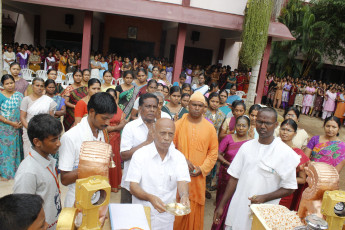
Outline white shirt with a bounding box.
[14,147,61,230]
[59,117,105,207]
[120,116,149,191]
[126,143,190,230]
[225,138,299,230]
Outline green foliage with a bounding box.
[239,0,274,68]
[310,0,345,64]
[269,0,345,78]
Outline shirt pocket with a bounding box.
[258,163,276,178]
[165,167,177,190]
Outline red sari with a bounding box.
[108,108,124,192]
[279,148,309,210]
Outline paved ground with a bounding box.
[1,110,344,229]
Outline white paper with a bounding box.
[109,203,150,230]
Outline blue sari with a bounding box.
[0,91,23,179]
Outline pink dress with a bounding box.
[112,60,122,80]
[303,87,315,107]
[323,91,337,112]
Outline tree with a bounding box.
[269,0,344,78]
[311,0,345,65]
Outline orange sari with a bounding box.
[173,114,218,230]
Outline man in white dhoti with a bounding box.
[213,107,300,230]
[126,118,190,230]
[58,92,116,207]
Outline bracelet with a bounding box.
[3,118,7,124]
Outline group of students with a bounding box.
[1,57,345,230]
[263,74,345,122]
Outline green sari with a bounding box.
[118,86,140,118]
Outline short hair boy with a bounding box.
[14,114,63,230]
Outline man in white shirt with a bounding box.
[126,118,190,230]
[14,114,63,230]
[213,107,300,230]
[120,93,158,203]
[59,92,117,207]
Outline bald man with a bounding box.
[126,118,190,230]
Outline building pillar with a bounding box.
[81,11,93,70]
[255,37,272,104]
[172,23,187,83]
[217,39,226,64]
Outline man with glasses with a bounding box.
[213,107,300,230]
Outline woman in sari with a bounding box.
[112,56,122,80]
[58,51,68,74]
[288,82,297,107]
[279,119,309,211]
[273,78,283,109]
[302,81,316,115]
[132,68,148,92]
[106,88,128,192]
[44,51,56,71]
[311,83,325,118]
[181,83,191,95]
[226,84,241,105]
[192,73,209,95]
[116,71,139,118]
[162,86,188,121]
[20,77,57,157]
[45,79,66,119]
[205,92,226,134]
[99,56,108,82]
[294,82,305,112]
[61,69,84,131]
[225,71,237,90]
[305,116,345,173]
[10,62,29,96]
[67,51,77,73]
[3,46,15,73]
[266,77,277,107]
[218,90,231,117]
[248,104,261,139]
[74,79,101,124]
[47,69,64,94]
[282,80,292,110]
[28,49,41,73]
[16,46,28,69]
[219,100,246,140]
[212,116,251,230]
[0,75,23,180]
[101,71,116,92]
[322,86,337,120]
[334,88,345,123]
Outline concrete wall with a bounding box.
[151,0,247,15]
[150,0,182,5]
[103,14,163,57]
[14,13,35,45]
[164,25,222,64]
[222,39,241,69]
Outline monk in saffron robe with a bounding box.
[173,92,218,230]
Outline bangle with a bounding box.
[3,118,7,124]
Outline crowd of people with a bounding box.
[1,43,345,230]
[263,74,345,123]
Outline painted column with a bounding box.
[81,11,93,70]
[255,37,272,104]
[172,23,187,83]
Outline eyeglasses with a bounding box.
[236,124,248,128]
[256,120,275,126]
[286,114,296,118]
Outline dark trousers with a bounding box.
[120,188,132,203]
